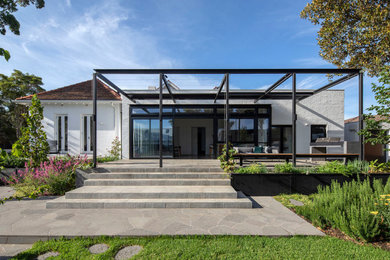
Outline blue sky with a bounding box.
[0,0,379,119]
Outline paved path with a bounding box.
[0,244,32,259]
[0,196,322,244]
[0,187,14,200]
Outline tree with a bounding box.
[0,69,44,148]
[359,68,390,147]
[0,0,45,61]
[301,0,390,77]
[13,94,49,166]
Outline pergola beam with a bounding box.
[214,74,227,103]
[96,73,137,103]
[95,68,360,75]
[255,73,292,103]
[162,75,176,104]
[298,73,358,101]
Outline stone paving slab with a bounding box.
[0,244,32,259]
[0,187,14,200]
[0,196,323,244]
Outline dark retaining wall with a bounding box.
[231,173,390,196]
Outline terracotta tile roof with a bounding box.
[344,115,386,123]
[16,79,121,101]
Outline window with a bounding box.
[220,118,254,143]
[56,115,68,152]
[311,125,326,142]
[258,118,269,145]
[81,115,93,152]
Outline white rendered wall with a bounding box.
[41,101,121,157]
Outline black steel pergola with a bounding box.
[91,68,363,168]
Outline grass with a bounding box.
[13,235,390,259]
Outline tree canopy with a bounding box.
[0,0,45,61]
[359,68,390,147]
[0,69,44,148]
[301,0,390,77]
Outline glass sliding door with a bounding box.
[133,119,173,158]
[258,118,269,146]
[271,126,292,153]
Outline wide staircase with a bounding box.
[46,161,252,209]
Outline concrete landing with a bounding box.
[0,197,323,244]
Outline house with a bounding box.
[345,115,389,162]
[16,78,346,159]
[16,80,122,157]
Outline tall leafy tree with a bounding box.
[13,94,49,166]
[0,69,44,148]
[359,68,390,148]
[301,0,390,77]
[1,0,45,61]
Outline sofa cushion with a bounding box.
[237,147,253,153]
[253,146,263,153]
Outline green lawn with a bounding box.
[13,236,390,259]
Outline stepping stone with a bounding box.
[115,245,142,260]
[89,243,109,254]
[36,251,59,260]
[289,199,304,206]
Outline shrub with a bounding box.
[369,160,390,173]
[371,194,390,238]
[97,156,119,163]
[234,163,268,174]
[296,178,390,242]
[218,144,236,173]
[0,148,27,168]
[313,160,369,176]
[107,136,121,160]
[2,155,91,197]
[13,95,49,166]
[274,162,304,174]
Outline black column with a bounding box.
[292,73,297,166]
[92,73,97,168]
[159,73,163,168]
[225,73,230,161]
[359,72,364,160]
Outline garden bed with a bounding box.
[231,173,390,195]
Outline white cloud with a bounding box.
[294,57,331,67]
[0,0,178,90]
[65,0,71,7]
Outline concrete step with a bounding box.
[84,179,230,186]
[65,186,238,199]
[46,197,253,209]
[95,167,223,173]
[87,172,228,179]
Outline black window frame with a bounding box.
[311,124,327,143]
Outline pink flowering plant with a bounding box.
[2,154,91,198]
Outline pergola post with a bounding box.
[359,72,364,160]
[292,73,297,166]
[225,73,230,161]
[159,73,163,168]
[92,73,97,168]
